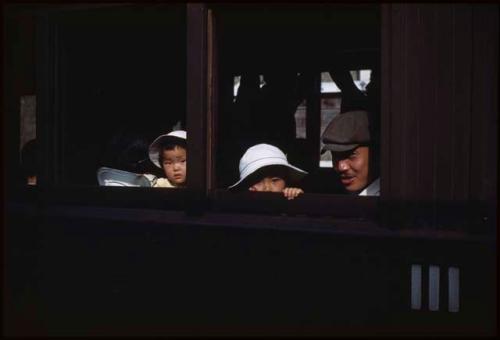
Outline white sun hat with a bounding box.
[148,130,187,168]
[229,143,307,190]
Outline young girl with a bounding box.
[229,143,307,200]
[148,130,187,188]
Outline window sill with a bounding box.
[210,189,378,218]
[6,201,495,244]
[9,185,197,211]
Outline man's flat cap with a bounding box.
[321,110,371,152]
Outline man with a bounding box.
[321,110,380,196]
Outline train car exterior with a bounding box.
[4,3,497,336]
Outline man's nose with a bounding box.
[338,160,349,171]
[263,182,272,191]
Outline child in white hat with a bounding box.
[148,130,187,188]
[229,143,307,200]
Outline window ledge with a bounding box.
[6,201,495,243]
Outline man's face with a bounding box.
[248,176,286,192]
[331,146,370,193]
[161,146,186,186]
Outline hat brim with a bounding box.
[148,135,187,168]
[321,143,359,153]
[229,164,307,191]
[97,167,152,187]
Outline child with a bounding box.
[148,130,187,188]
[229,143,307,200]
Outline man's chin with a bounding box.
[344,182,365,194]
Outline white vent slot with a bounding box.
[429,265,440,311]
[411,264,422,310]
[448,267,460,312]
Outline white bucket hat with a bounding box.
[148,130,187,168]
[229,143,307,190]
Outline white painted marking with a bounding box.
[448,267,460,312]
[429,265,440,311]
[411,264,422,310]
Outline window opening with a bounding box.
[350,69,371,92]
[216,5,380,197]
[47,5,187,188]
[233,75,266,99]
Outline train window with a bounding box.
[36,5,188,192]
[214,4,381,206]
[11,3,493,228]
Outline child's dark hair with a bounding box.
[158,141,187,165]
[236,165,292,192]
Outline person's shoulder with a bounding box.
[359,178,380,196]
[153,177,175,188]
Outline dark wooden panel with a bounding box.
[5,204,496,336]
[380,4,391,198]
[470,5,498,201]
[405,4,425,200]
[451,4,473,200]
[4,10,22,191]
[385,4,497,211]
[387,4,405,199]
[36,12,59,187]
[435,5,455,202]
[186,3,208,194]
[417,5,438,203]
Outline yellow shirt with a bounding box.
[154,177,175,188]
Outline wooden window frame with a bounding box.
[28,3,496,236]
[204,4,380,222]
[33,4,200,211]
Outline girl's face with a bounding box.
[249,176,286,192]
[161,146,186,186]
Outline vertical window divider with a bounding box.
[186,3,209,214]
[36,11,60,189]
[305,72,321,171]
[207,7,217,193]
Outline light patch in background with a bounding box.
[233,75,265,97]
[321,70,372,93]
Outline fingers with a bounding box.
[283,187,304,200]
